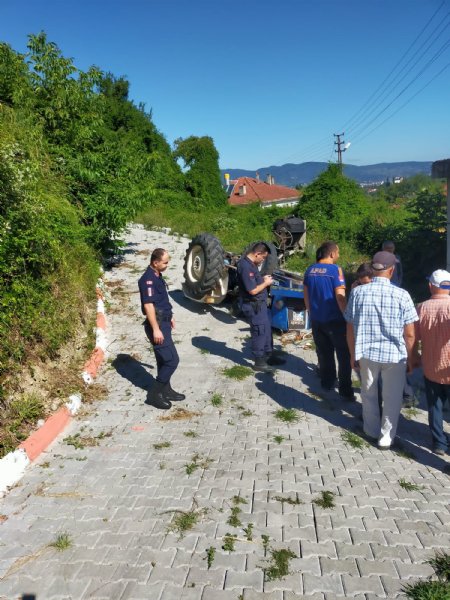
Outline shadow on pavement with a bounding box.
[169,290,238,325]
[112,353,154,391]
[192,335,251,367]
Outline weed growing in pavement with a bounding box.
[273,435,285,444]
[210,393,223,407]
[153,441,171,450]
[40,462,50,468]
[261,534,270,553]
[243,523,254,541]
[158,407,202,421]
[240,409,254,417]
[49,533,72,551]
[167,507,207,539]
[199,348,210,354]
[222,366,253,380]
[341,431,369,450]
[227,419,235,426]
[205,546,216,569]
[159,462,166,470]
[185,461,199,476]
[262,548,297,581]
[63,433,99,450]
[274,408,301,424]
[398,479,423,492]
[402,580,450,599]
[427,551,450,582]
[184,430,198,438]
[227,506,242,528]
[273,495,303,506]
[76,456,87,462]
[222,533,237,552]
[232,495,248,505]
[185,453,212,475]
[313,491,336,509]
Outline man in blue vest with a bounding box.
[304,241,354,400]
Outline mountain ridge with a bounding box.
[221,161,433,186]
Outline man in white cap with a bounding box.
[344,251,418,449]
[413,269,450,455]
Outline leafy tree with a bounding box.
[294,163,370,242]
[173,135,227,206]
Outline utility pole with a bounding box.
[334,132,347,169]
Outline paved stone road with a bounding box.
[0,224,449,600]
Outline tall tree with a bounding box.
[173,136,227,206]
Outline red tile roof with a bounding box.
[228,177,299,206]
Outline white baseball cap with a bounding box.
[427,269,450,289]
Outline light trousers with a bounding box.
[359,358,407,445]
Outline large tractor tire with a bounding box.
[183,233,226,299]
[242,240,279,276]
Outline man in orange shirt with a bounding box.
[414,269,450,455]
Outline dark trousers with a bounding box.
[144,320,179,384]
[311,319,352,394]
[424,377,449,452]
[241,302,272,359]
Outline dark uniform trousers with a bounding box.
[311,319,352,394]
[144,319,179,384]
[240,301,273,359]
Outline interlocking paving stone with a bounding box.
[0,224,449,599]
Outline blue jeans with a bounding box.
[424,377,449,452]
[311,319,352,395]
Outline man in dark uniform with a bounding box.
[138,248,185,409]
[303,241,354,400]
[237,242,285,373]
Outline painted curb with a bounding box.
[0,279,107,496]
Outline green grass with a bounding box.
[341,431,369,450]
[183,430,198,438]
[185,461,199,475]
[205,546,216,569]
[274,408,301,424]
[427,551,450,582]
[243,523,254,541]
[210,393,223,407]
[261,534,270,552]
[221,366,253,380]
[273,495,303,506]
[199,348,210,354]
[402,580,450,599]
[222,533,237,552]
[313,490,336,509]
[273,435,285,444]
[403,407,420,420]
[168,508,206,539]
[227,506,242,528]
[153,441,171,450]
[399,478,423,492]
[49,532,72,551]
[232,495,248,505]
[263,548,297,581]
[185,453,212,475]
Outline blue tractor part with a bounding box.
[270,269,310,332]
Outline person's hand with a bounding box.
[350,356,359,370]
[171,318,175,329]
[153,328,164,344]
[263,275,273,287]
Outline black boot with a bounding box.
[266,353,286,366]
[252,357,275,373]
[164,383,186,401]
[146,380,172,410]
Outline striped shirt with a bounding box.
[344,277,418,363]
[415,295,450,384]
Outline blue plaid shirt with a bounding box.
[344,277,418,362]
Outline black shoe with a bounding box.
[145,381,172,410]
[164,383,185,401]
[339,390,356,402]
[252,357,275,373]
[266,354,286,366]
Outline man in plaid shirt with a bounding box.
[344,251,417,449]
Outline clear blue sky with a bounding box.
[2,0,449,170]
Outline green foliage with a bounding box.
[173,135,227,206]
[263,548,297,581]
[295,163,370,242]
[427,551,450,582]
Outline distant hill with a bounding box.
[221,161,433,187]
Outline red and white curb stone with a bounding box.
[0,279,107,496]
